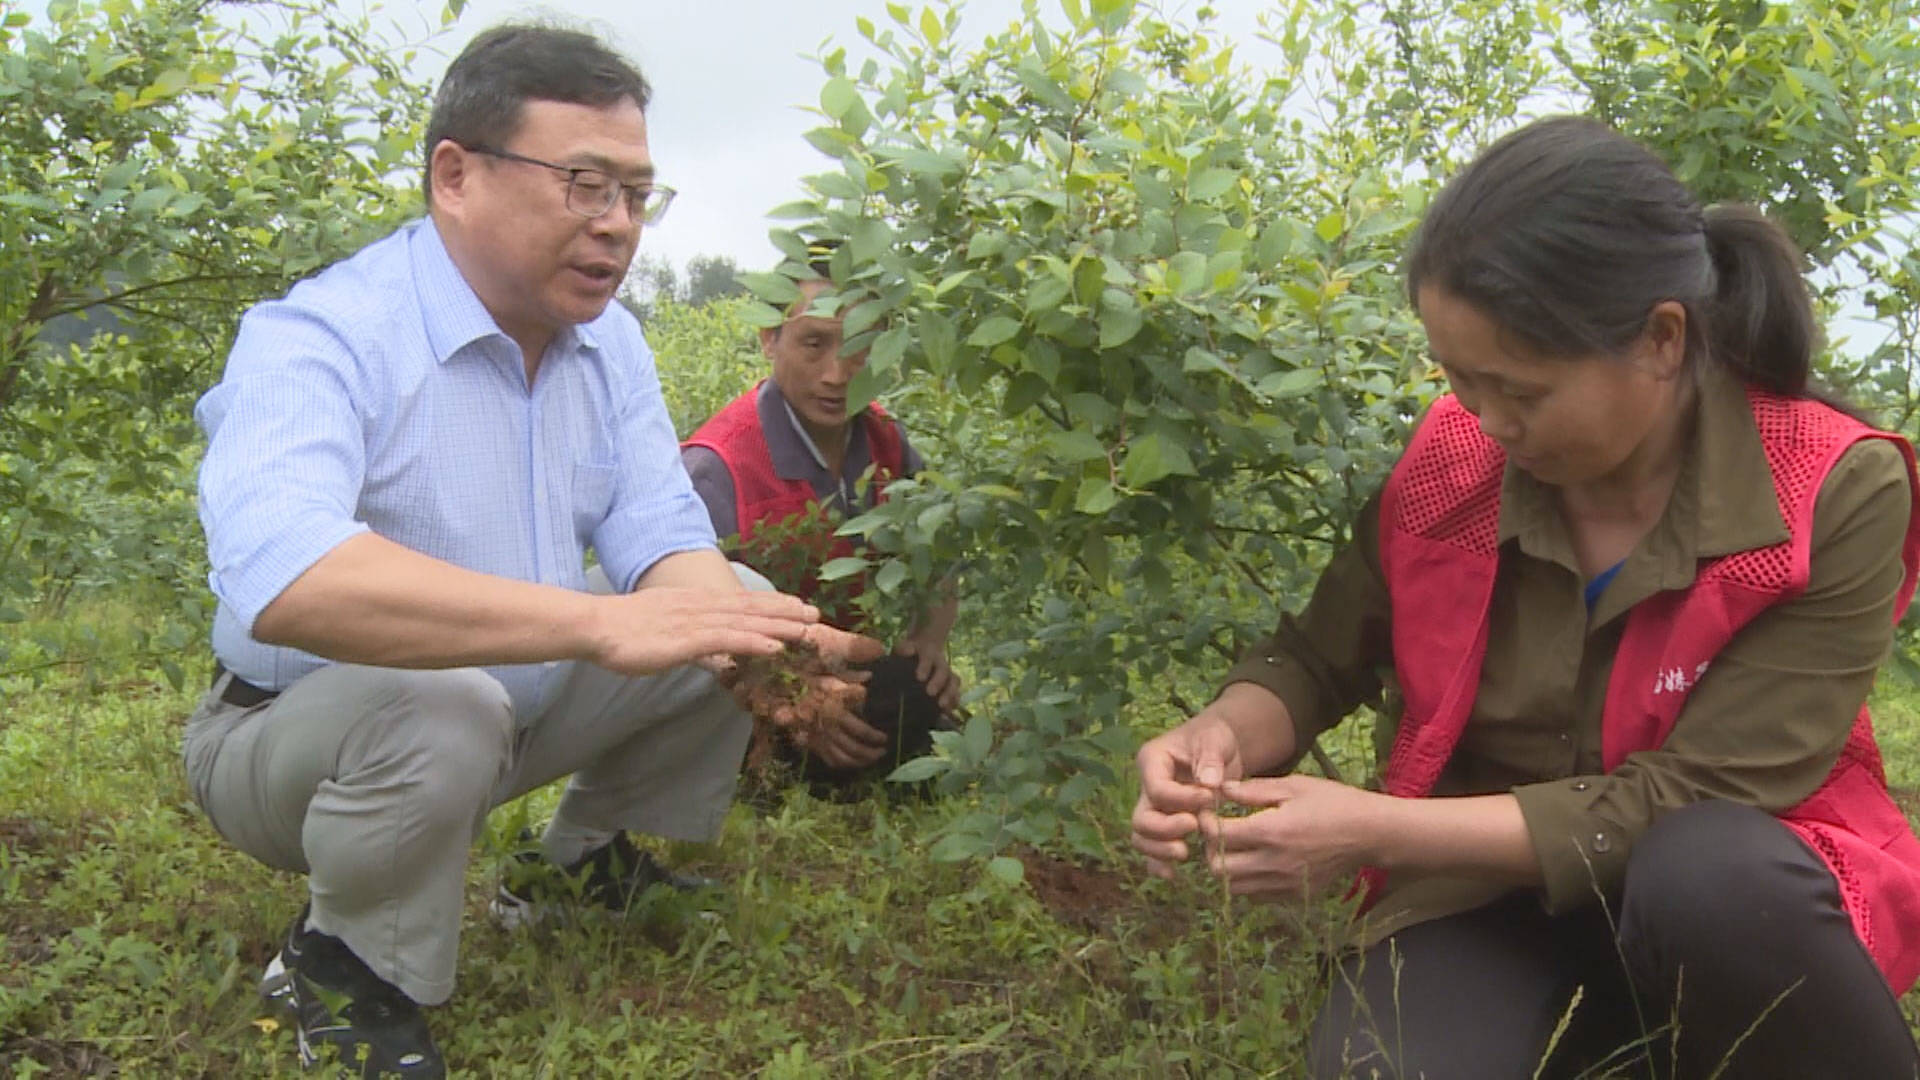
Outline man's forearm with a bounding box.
[907,591,960,644]
[634,546,744,593]
[252,532,605,669]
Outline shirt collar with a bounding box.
[1689,362,1786,556]
[411,217,599,364]
[411,218,503,365]
[757,378,866,482]
[1495,362,1787,571]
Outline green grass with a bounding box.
[0,607,1331,1078]
[3,604,1918,1077]
[1874,686,1920,796]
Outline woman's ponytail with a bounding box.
[1410,119,1834,404]
[1701,204,1817,397]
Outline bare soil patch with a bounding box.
[1017,850,1140,934]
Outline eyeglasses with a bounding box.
[459,143,677,224]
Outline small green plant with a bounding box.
[724,500,873,635]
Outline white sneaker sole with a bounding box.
[487,885,553,931]
[259,953,321,1068]
[259,953,295,1007]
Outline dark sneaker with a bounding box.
[490,831,719,929]
[258,908,445,1078]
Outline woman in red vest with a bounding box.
[1132,116,1920,1077]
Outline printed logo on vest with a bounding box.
[1651,661,1711,695]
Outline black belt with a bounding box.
[211,662,280,709]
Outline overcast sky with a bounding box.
[10,0,1274,272]
[14,0,1898,351]
[402,0,1276,276]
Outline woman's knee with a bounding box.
[1304,910,1574,1080]
[1619,800,1813,956]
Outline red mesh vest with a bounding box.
[1370,390,1920,992]
[683,382,905,625]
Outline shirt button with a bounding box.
[1265,655,1279,664]
[1591,832,1613,854]
[1557,732,1571,744]
[1572,781,1590,792]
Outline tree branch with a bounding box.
[1204,522,1277,601]
[40,272,277,322]
[0,272,61,412]
[100,299,226,361]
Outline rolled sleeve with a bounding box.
[1514,777,1628,911]
[593,333,720,592]
[1520,438,1912,914]
[1222,632,1345,751]
[196,305,373,632]
[681,445,739,540]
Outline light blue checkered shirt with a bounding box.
[197,218,718,718]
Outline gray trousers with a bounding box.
[181,566,763,1005]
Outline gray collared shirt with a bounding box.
[681,379,923,539]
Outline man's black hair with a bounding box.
[766,239,842,340]
[422,24,650,201]
[803,238,841,281]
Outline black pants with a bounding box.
[1308,801,1920,1079]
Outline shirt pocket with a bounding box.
[571,460,617,541]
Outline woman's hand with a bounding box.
[1131,712,1247,878]
[1203,775,1394,900]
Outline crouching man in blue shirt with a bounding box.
[183,24,877,1077]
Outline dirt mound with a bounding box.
[1017,851,1137,934]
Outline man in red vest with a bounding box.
[683,260,960,789]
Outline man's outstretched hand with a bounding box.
[586,587,820,676]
